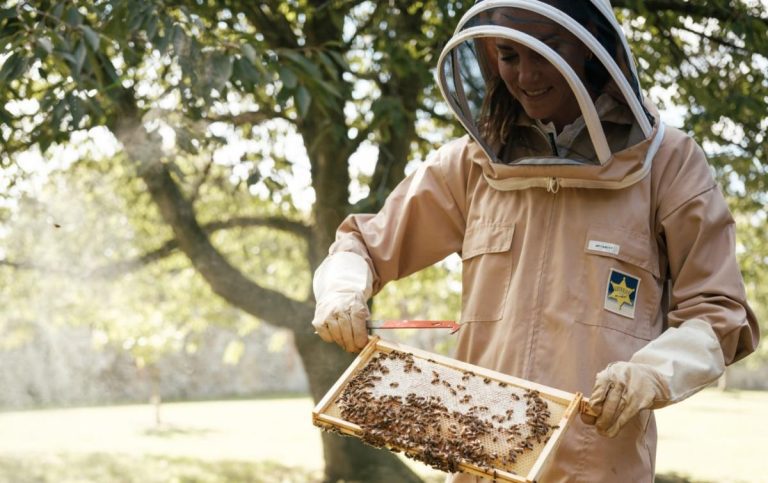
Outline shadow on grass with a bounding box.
[0,453,322,483]
[656,473,711,483]
[0,452,709,483]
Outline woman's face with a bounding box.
[493,10,590,130]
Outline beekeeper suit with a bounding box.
[311,0,759,481]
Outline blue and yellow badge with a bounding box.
[604,269,640,319]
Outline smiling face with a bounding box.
[492,10,591,130]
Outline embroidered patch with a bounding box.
[604,269,640,319]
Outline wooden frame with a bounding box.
[313,337,585,482]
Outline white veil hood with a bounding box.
[436,0,665,189]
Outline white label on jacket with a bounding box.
[588,240,620,255]
[604,269,640,319]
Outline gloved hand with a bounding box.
[582,319,725,438]
[311,251,373,352]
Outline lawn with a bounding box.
[0,389,765,482]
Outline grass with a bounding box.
[0,389,765,482]
[0,454,322,483]
[654,389,768,483]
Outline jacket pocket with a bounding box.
[573,225,661,340]
[460,223,515,323]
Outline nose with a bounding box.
[517,52,541,84]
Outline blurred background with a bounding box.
[0,1,766,482]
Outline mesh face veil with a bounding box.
[437,0,658,168]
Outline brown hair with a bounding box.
[477,77,521,149]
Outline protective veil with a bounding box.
[436,0,663,190]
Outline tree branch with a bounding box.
[115,117,313,332]
[417,103,454,126]
[205,109,288,125]
[673,23,749,53]
[188,157,214,205]
[2,216,311,284]
[94,215,311,278]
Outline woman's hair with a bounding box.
[477,0,632,148]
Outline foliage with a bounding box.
[614,0,768,207]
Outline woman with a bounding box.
[311,1,759,481]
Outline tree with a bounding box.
[1,1,765,481]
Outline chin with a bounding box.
[522,108,554,122]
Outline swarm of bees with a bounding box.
[331,350,560,474]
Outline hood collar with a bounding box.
[472,102,665,192]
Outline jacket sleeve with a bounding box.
[329,137,472,294]
[656,132,759,365]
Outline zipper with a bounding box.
[546,177,560,193]
[525,177,559,379]
[547,132,559,156]
[533,124,560,157]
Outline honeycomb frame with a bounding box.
[313,337,583,482]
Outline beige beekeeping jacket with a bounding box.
[328,108,759,481]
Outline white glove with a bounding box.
[311,251,373,352]
[583,319,725,437]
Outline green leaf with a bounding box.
[233,58,260,85]
[73,40,87,75]
[65,6,82,27]
[0,7,16,20]
[276,85,292,105]
[0,106,11,123]
[278,66,297,89]
[51,3,64,19]
[97,52,120,84]
[66,94,86,128]
[327,50,350,73]
[145,14,159,41]
[316,79,342,98]
[0,52,23,81]
[295,85,311,117]
[81,26,100,51]
[279,49,322,78]
[316,51,338,79]
[56,51,76,66]
[128,11,146,32]
[36,37,53,55]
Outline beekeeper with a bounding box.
[311,0,760,480]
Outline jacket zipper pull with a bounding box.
[547,177,560,193]
[547,132,559,157]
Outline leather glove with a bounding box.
[582,319,725,438]
[311,251,373,352]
